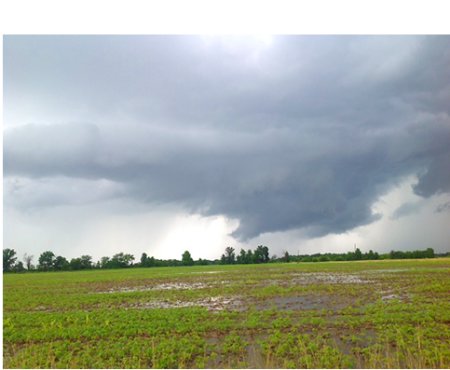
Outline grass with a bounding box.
[3,258,450,368]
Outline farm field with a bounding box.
[3,258,450,368]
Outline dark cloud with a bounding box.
[435,201,450,214]
[4,123,100,178]
[4,36,450,240]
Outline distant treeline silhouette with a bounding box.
[3,246,444,273]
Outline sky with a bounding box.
[3,35,450,262]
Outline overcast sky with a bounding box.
[3,35,450,261]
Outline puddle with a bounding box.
[191,271,223,274]
[253,294,350,311]
[33,305,51,312]
[125,296,244,312]
[98,282,211,294]
[367,268,412,274]
[380,293,409,302]
[379,287,410,302]
[124,293,351,313]
[381,293,401,301]
[290,273,371,285]
[153,282,210,290]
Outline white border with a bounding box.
[1,0,450,35]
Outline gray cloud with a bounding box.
[4,36,450,241]
[435,201,450,213]
[4,123,100,178]
[391,201,424,220]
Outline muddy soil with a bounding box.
[125,296,245,312]
[98,281,212,293]
[252,294,351,311]
[290,272,371,285]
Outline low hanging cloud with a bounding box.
[391,201,425,220]
[4,36,450,241]
[435,201,450,214]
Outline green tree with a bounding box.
[254,245,270,263]
[182,250,194,266]
[80,255,93,269]
[38,251,56,271]
[425,248,435,258]
[54,256,69,270]
[283,251,290,263]
[100,256,111,269]
[196,258,208,265]
[140,252,148,266]
[70,258,82,270]
[236,249,246,264]
[140,253,156,267]
[3,249,17,272]
[110,253,134,268]
[225,247,235,264]
[13,261,26,273]
[246,249,254,264]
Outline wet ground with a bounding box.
[5,259,450,368]
[111,271,385,312]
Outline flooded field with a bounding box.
[3,258,450,368]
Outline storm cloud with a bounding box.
[4,35,450,242]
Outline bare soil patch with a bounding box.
[252,294,351,311]
[98,281,212,293]
[290,272,371,285]
[124,296,245,312]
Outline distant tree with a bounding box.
[246,249,254,264]
[3,249,17,272]
[283,251,290,263]
[319,255,329,262]
[124,254,135,266]
[69,258,82,270]
[254,245,270,263]
[236,249,247,264]
[53,256,69,271]
[366,250,380,260]
[346,251,355,261]
[140,253,148,266]
[182,250,194,266]
[354,248,362,260]
[224,247,236,264]
[80,255,93,269]
[147,256,156,267]
[110,253,135,268]
[13,261,26,273]
[38,251,56,271]
[23,253,34,270]
[425,248,435,258]
[140,253,156,268]
[100,256,111,269]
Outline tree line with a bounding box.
[3,246,441,273]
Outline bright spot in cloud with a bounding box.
[154,214,239,260]
[199,35,274,65]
